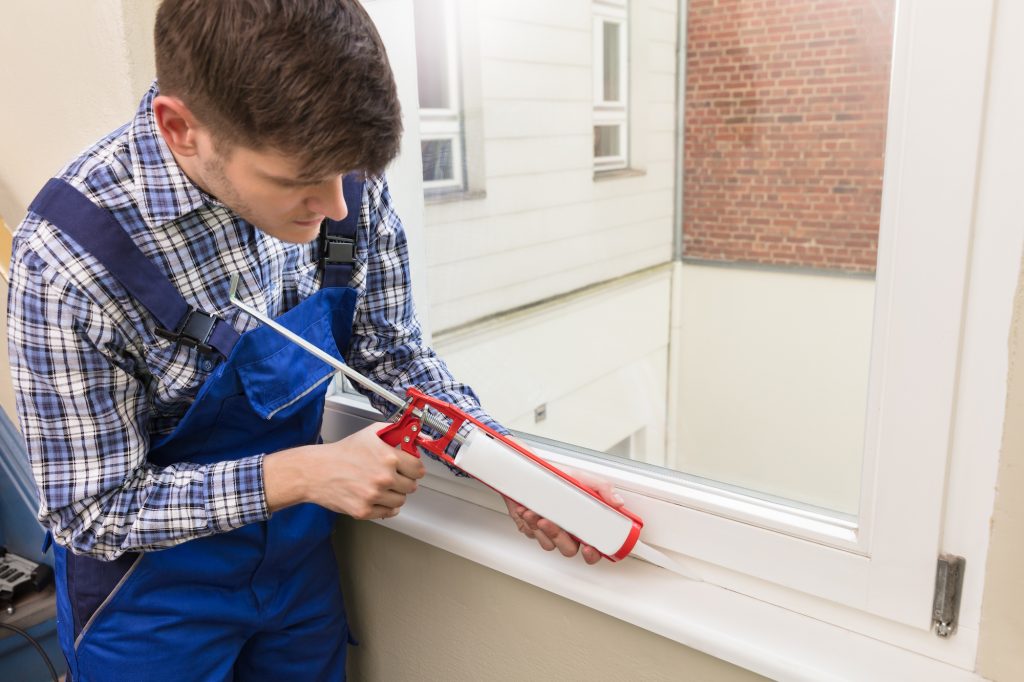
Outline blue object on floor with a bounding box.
[0,408,67,681]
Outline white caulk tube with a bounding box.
[454,427,640,559]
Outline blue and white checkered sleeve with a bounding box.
[346,176,509,439]
[7,238,268,561]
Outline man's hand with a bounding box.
[503,470,625,565]
[264,423,425,520]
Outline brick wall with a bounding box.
[682,0,895,273]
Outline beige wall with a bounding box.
[0,0,158,430]
[976,251,1024,680]
[334,518,766,682]
[0,2,156,224]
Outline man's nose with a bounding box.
[308,176,347,221]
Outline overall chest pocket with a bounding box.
[236,311,344,421]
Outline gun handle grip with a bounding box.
[376,419,422,456]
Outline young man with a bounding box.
[8,1,621,680]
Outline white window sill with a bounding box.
[322,395,982,681]
[377,479,982,682]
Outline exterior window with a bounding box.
[338,2,1016,675]
[414,0,464,191]
[593,0,629,171]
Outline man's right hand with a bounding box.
[263,423,426,520]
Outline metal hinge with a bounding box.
[932,554,966,637]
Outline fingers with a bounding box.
[537,518,580,558]
[580,544,602,565]
[369,505,401,520]
[310,425,427,520]
[389,472,419,495]
[373,489,408,510]
[394,449,426,480]
[511,503,580,558]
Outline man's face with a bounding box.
[191,133,349,244]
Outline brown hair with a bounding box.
[155,0,402,178]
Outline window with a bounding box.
[339,1,1016,677]
[413,0,464,191]
[593,0,629,171]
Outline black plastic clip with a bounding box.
[155,307,219,355]
[323,235,356,265]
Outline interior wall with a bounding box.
[0,1,159,427]
[0,2,156,224]
[977,249,1024,680]
[334,517,766,682]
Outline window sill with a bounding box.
[424,188,487,205]
[378,481,982,682]
[593,167,646,181]
[322,394,980,680]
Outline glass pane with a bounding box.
[677,0,894,515]
[594,125,620,158]
[602,21,621,102]
[419,0,895,519]
[421,138,454,182]
[414,0,451,109]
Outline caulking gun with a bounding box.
[229,275,698,577]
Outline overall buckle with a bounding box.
[155,307,219,355]
[323,235,355,265]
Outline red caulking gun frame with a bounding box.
[230,275,698,577]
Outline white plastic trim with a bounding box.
[376,485,983,682]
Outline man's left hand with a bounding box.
[502,470,625,565]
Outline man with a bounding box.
[7,1,621,680]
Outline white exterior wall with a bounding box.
[672,262,875,514]
[426,0,678,461]
[423,0,678,331]
[435,267,671,463]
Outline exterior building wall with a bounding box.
[671,262,874,514]
[424,0,679,460]
[682,0,894,273]
[423,0,678,333]
[435,267,671,464]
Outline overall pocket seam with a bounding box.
[73,554,144,650]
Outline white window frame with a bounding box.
[341,1,1018,678]
[414,0,465,191]
[593,0,629,172]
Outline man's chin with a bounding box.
[259,221,322,244]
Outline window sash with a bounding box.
[347,0,1008,657]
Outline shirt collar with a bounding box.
[128,81,216,229]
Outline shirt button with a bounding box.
[202,360,214,371]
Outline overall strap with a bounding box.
[319,175,365,289]
[28,178,240,358]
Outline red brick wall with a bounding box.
[682,0,895,273]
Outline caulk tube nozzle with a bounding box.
[453,428,641,559]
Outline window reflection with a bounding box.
[412,0,895,516]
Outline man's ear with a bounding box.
[153,95,203,158]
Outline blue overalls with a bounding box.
[28,176,366,681]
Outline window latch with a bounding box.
[932,554,965,637]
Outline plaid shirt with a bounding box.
[8,83,498,561]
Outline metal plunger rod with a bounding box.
[228,274,462,443]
